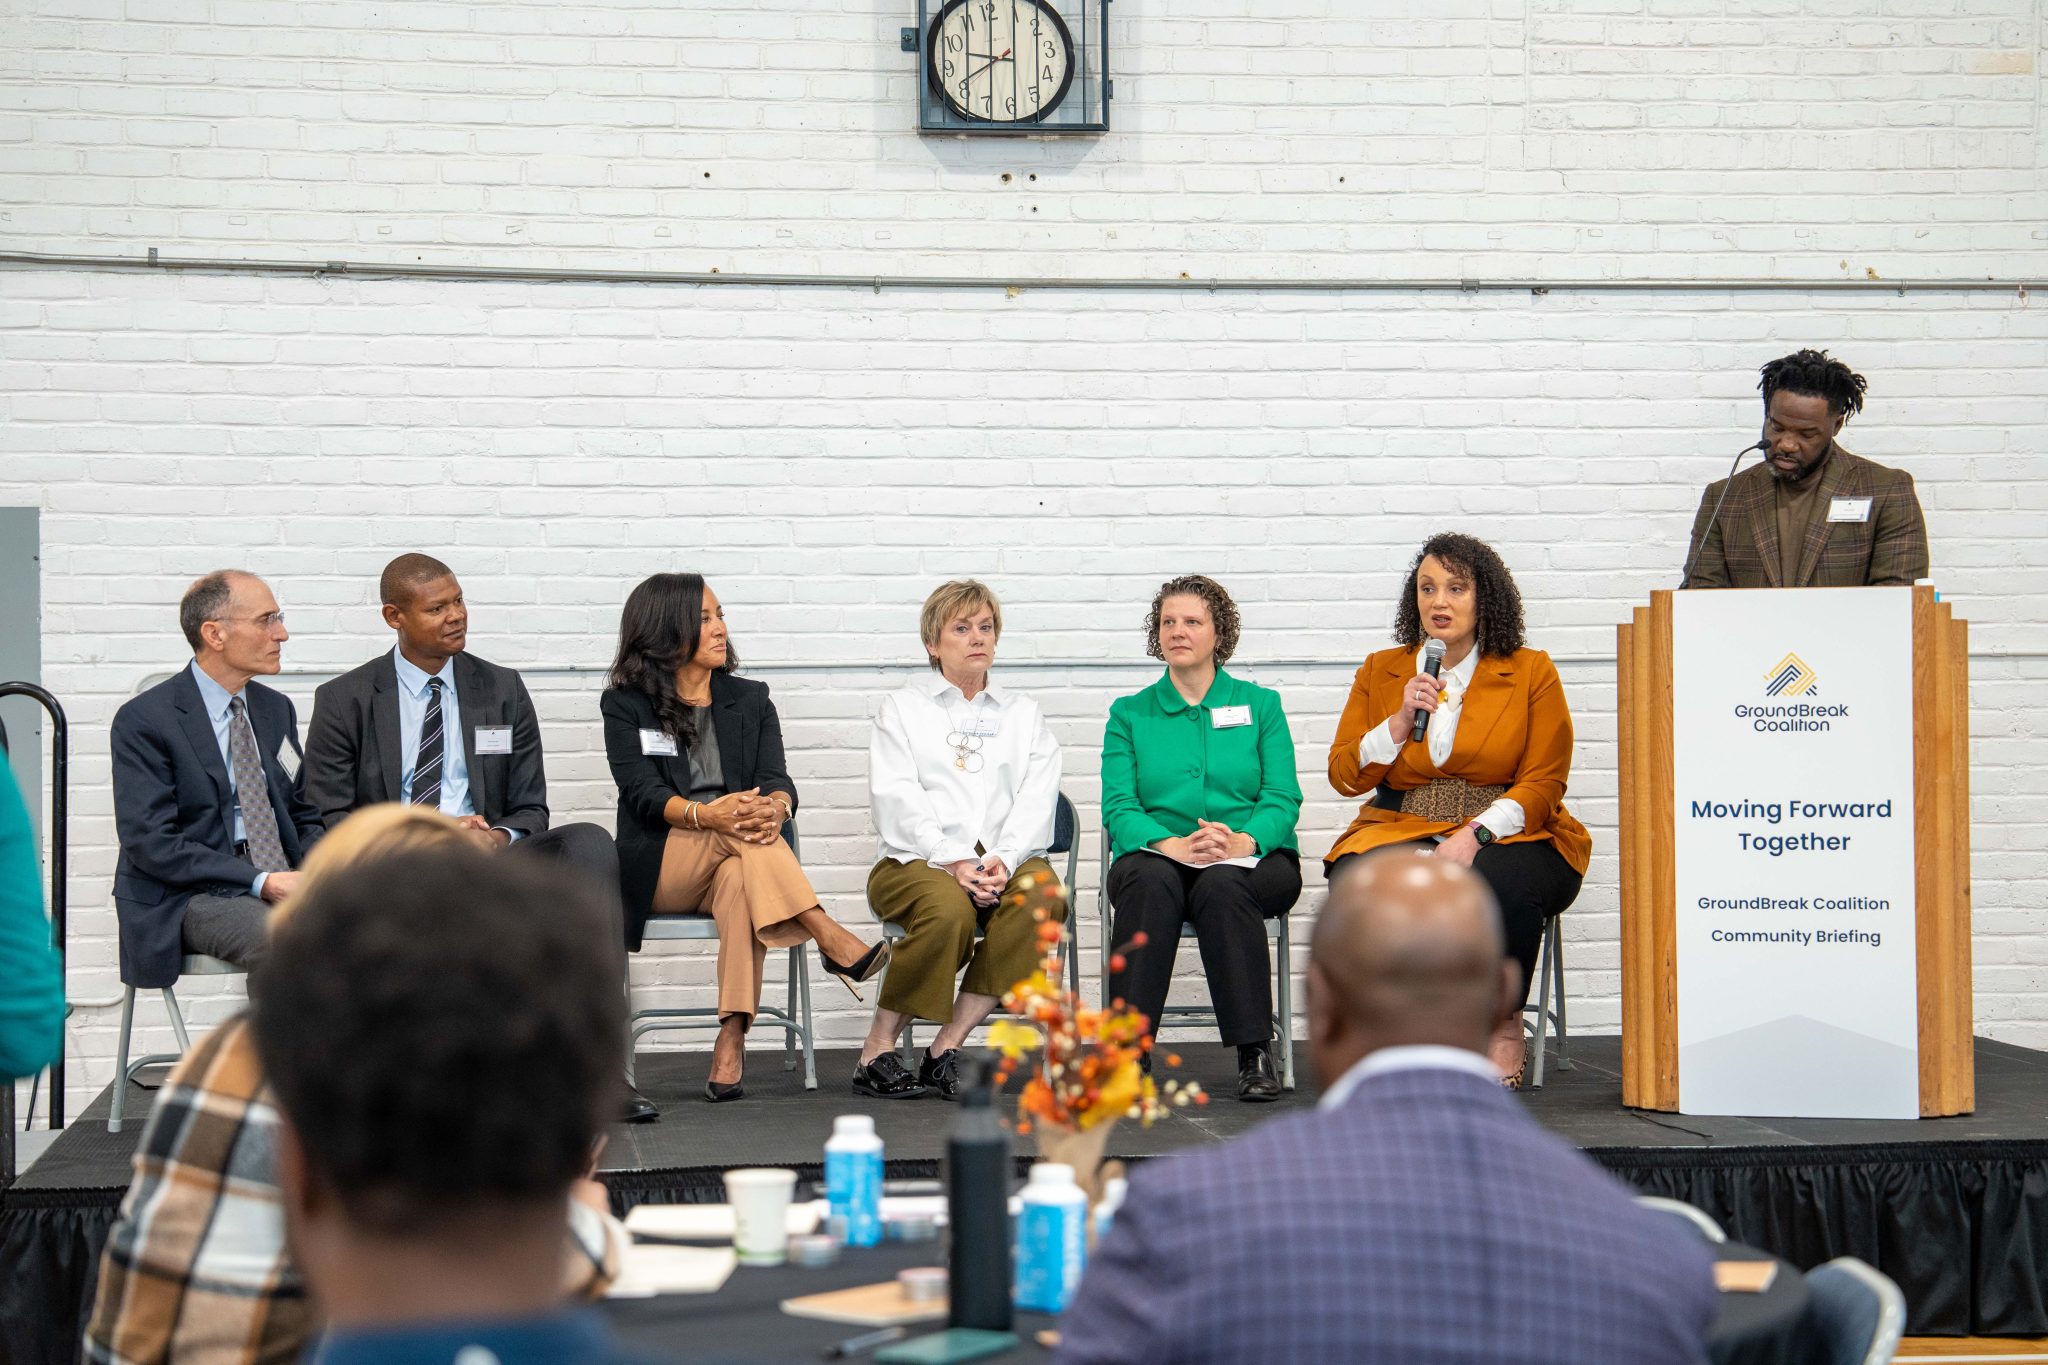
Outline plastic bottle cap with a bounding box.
[1027,1162,1077,1188]
[832,1115,876,1139]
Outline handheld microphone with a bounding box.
[1678,437,1771,589]
[1411,637,1447,745]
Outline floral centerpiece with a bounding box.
[985,870,1205,1203]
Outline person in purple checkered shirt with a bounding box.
[1056,851,1720,1365]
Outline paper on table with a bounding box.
[625,1199,824,1242]
[607,1244,737,1297]
[1713,1260,1779,1294]
[1137,846,1259,871]
[781,1280,949,1328]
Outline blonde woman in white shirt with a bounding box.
[852,581,1066,1101]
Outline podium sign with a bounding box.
[1672,588,1918,1119]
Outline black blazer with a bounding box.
[111,667,323,988]
[302,649,551,837]
[599,672,798,948]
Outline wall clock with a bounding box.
[909,0,1110,135]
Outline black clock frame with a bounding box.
[914,0,1109,135]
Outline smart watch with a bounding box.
[1469,822,1494,846]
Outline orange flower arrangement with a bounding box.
[986,870,1206,1137]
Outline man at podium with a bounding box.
[1682,349,1928,589]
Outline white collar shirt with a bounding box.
[1356,647,1526,840]
[869,673,1063,874]
[391,645,474,819]
[1318,1044,1502,1112]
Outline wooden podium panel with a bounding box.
[1619,586,1971,1117]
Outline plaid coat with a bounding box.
[85,1015,621,1365]
[1683,445,1928,589]
[1054,1067,1720,1365]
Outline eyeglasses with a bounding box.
[220,611,286,632]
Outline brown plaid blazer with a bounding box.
[1682,446,1928,589]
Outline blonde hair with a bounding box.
[919,580,1003,669]
[274,804,469,929]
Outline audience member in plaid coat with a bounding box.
[1684,349,1928,589]
[1056,852,1720,1365]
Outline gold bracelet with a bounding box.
[687,801,702,830]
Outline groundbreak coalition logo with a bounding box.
[1764,652,1818,697]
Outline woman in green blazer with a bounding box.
[1101,575,1302,1102]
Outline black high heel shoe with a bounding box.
[705,1079,745,1103]
[820,940,892,1003]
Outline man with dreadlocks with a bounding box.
[1682,349,1928,589]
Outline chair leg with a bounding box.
[1552,922,1571,1071]
[1529,920,1554,1090]
[783,947,798,1073]
[797,944,817,1091]
[163,987,190,1052]
[624,975,638,1089]
[1277,915,1295,1092]
[108,987,137,1135]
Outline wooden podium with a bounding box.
[1618,585,1972,1117]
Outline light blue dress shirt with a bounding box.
[186,660,270,898]
[391,647,521,840]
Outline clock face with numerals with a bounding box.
[926,0,1076,125]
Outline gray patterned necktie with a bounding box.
[227,696,289,874]
[412,677,445,809]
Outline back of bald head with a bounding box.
[1313,851,1508,1051]
[379,553,454,609]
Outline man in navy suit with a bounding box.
[111,571,324,988]
[1056,851,1720,1365]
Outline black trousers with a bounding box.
[1105,850,1302,1048]
[514,822,628,977]
[1327,839,1581,1010]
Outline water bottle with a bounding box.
[824,1114,883,1248]
[946,1057,1013,1331]
[1092,1175,1127,1246]
[1013,1162,1088,1313]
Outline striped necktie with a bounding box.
[227,696,289,874]
[412,677,445,809]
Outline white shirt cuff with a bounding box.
[251,872,268,899]
[1472,798,1526,840]
[1359,720,1402,769]
[493,825,525,844]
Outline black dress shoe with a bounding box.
[821,940,893,1003]
[1236,1044,1281,1103]
[852,1051,930,1099]
[705,1079,745,1103]
[620,1083,660,1124]
[919,1048,963,1101]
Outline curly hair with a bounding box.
[1145,574,1241,666]
[1759,348,1866,419]
[1392,533,1526,659]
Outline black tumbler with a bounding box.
[946,1056,1013,1331]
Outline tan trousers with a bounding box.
[652,828,819,1022]
[868,856,1066,1025]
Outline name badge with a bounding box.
[473,726,513,755]
[639,728,680,757]
[960,712,1001,738]
[1211,705,1253,729]
[1828,497,1873,524]
[274,735,300,781]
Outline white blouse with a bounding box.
[869,673,1063,873]
[1357,646,1527,840]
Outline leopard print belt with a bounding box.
[1371,778,1507,825]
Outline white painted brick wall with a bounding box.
[2,0,2046,1117]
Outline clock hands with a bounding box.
[964,47,1013,82]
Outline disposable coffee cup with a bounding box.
[725,1167,798,1266]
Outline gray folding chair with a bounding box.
[1524,912,1571,1088]
[108,953,245,1134]
[877,792,1083,1063]
[625,821,817,1091]
[1632,1195,1727,1244]
[1096,828,1297,1091]
[1805,1257,1906,1365]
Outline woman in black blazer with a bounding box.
[602,574,888,1101]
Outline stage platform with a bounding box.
[6,1035,2047,1360]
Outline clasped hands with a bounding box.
[694,787,788,845]
[947,856,1011,908]
[454,815,513,853]
[1154,818,1256,866]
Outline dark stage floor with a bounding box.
[10,1035,2048,1348]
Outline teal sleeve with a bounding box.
[1242,691,1303,856]
[1100,703,1174,857]
[0,777,63,1080]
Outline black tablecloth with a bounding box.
[605,1240,1808,1364]
[1709,1244,1812,1365]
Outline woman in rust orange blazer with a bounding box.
[1326,532,1590,1086]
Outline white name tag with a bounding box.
[473,726,513,755]
[959,712,1001,738]
[1211,705,1253,729]
[274,735,300,781]
[1828,497,1873,524]
[639,728,680,757]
